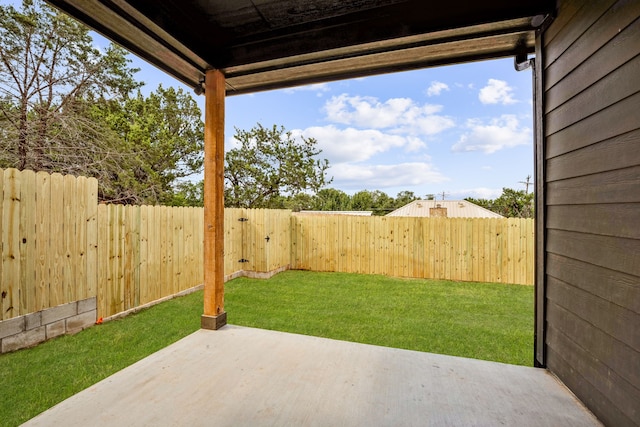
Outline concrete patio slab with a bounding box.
[24,325,601,426]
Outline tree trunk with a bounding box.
[18,103,28,170]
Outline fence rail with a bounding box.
[0,168,534,322]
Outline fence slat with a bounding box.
[95,202,106,316]
[527,218,535,285]
[175,207,184,292]
[123,206,133,310]
[63,174,77,303]
[106,205,116,316]
[2,169,20,319]
[50,174,64,307]
[75,176,87,301]
[149,206,160,302]
[20,170,36,315]
[139,206,149,305]
[86,178,98,301]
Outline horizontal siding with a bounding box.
[547,277,639,351]
[546,90,640,158]
[547,253,640,314]
[545,14,640,112]
[546,302,640,395]
[542,0,589,51]
[547,229,640,277]
[547,204,640,239]
[542,1,640,426]
[545,344,638,427]
[545,0,639,91]
[547,166,640,205]
[546,53,640,135]
[546,131,640,182]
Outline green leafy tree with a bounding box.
[98,85,204,204]
[350,190,374,212]
[312,188,352,211]
[393,190,419,209]
[466,188,534,218]
[465,197,494,211]
[0,0,141,171]
[350,189,394,215]
[169,180,204,207]
[370,190,395,215]
[224,123,331,208]
[283,192,316,212]
[493,188,534,218]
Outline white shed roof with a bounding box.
[387,200,503,218]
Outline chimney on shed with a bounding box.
[430,204,448,217]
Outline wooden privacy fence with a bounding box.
[96,204,203,319]
[0,168,206,321]
[291,214,534,285]
[0,168,534,322]
[0,169,98,321]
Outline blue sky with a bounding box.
[111,38,535,201]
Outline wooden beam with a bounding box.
[201,69,227,330]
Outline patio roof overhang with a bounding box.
[43,0,556,329]
[45,0,555,95]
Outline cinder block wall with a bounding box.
[0,297,97,353]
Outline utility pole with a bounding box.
[519,175,532,194]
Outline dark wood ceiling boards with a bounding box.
[45,0,555,94]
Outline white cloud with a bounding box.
[398,115,455,137]
[403,136,427,153]
[452,115,531,154]
[426,81,449,97]
[296,125,422,163]
[330,162,449,190]
[323,94,454,135]
[225,136,242,150]
[478,79,517,105]
[283,83,331,95]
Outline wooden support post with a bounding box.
[201,69,227,330]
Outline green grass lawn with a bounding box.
[0,271,533,426]
[227,271,533,366]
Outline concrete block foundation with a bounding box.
[0,297,97,353]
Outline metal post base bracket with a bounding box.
[201,312,227,330]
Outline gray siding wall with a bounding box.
[542,0,640,425]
